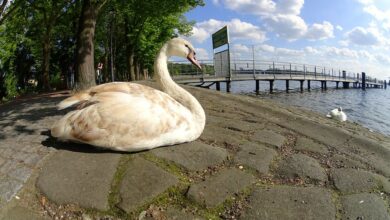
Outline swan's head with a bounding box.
[166,38,202,70]
[338,107,342,112]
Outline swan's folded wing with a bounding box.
[52,90,193,149]
[57,82,156,110]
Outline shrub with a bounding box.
[4,73,18,98]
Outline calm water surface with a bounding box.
[211,80,390,136]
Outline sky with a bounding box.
[183,0,390,80]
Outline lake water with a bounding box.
[210,80,390,136]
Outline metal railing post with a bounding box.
[273,61,275,78]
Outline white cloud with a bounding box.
[263,14,307,40]
[304,46,320,54]
[336,25,343,31]
[190,27,209,43]
[357,1,390,31]
[357,0,374,5]
[275,47,304,56]
[195,48,210,59]
[375,54,390,64]
[188,19,267,44]
[275,0,304,15]
[257,44,275,53]
[346,26,382,45]
[215,0,334,41]
[306,21,334,41]
[232,44,251,53]
[220,0,276,16]
[212,0,220,5]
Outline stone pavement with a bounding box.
[0,83,389,220]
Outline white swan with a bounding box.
[51,38,206,152]
[326,107,347,122]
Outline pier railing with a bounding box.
[169,59,383,84]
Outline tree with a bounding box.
[25,0,75,90]
[74,0,107,91]
[113,0,203,81]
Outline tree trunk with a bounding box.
[135,58,140,80]
[75,0,98,91]
[127,51,136,81]
[41,38,51,90]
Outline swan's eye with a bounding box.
[184,44,189,48]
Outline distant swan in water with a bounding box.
[326,107,347,122]
[51,38,206,152]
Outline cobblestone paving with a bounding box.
[0,93,66,206]
[0,84,390,220]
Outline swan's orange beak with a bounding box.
[187,50,202,70]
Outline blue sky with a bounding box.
[183,0,390,79]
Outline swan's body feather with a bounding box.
[52,82,198,151]
[51,38,206,152]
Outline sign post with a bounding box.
[212,26,231,91]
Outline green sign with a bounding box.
[212,26,229,49]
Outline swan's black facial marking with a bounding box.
[184,44,196,55]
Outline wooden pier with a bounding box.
[172,65,385,93]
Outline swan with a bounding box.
[51,38,206,152]
[326,107,347,122]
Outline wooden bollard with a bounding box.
[300,80,304,92]
[286,80,289,93]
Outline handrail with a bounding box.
[168,59,384,84]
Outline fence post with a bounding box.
[252,45,255,78]
[289,63,292,78]
[273,62,275,78]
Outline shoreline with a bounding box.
[0,81,389,219]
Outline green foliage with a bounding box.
[4,72,18,98]
[0,0,204,97]
[49,71,62,89]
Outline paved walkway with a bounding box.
[0,82,389,220]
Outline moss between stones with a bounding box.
[141,152,190,183]
[331,191,343,220]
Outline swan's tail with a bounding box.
[57,92,91,110]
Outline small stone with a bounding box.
[238,165,244,170]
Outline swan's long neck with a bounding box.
[154,46,206,132]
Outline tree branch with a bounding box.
[0,0,8,17]
[0,0,19,25]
